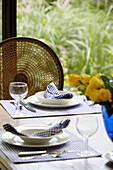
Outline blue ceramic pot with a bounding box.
[102,105,113,141]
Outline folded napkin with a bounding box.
[31,119,70,137]
[44,82,73,99]
[3,119,70,138]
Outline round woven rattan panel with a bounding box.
[0,37,64,99]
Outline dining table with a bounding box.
[0,98,113,170]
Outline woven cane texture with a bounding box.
[0,37,64,99]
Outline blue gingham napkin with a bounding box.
[3,119,70,138]
[31,119,70,137]
[44,82,73,99]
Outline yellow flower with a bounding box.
[84,85,92,96]
[85,88,101,102]
[81,73,91,84]
[96,73,104,79]
[99,88,112,102]
[68,73,113,114]
[88,76,104,89]
[68,74,81,87]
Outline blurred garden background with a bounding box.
[1,0,113,89]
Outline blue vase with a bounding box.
[102,105,113,141]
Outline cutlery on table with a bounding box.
[20,100,36,112]
[19,150,47,156]
[10,101,22,110]
[10,101,36,112]
[82,95,94,106]
[18,149,78,158]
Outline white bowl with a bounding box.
[35,91,74,105]
[16,125,63,144]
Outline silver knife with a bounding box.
[19,150,47,156]
[18,149,78,157]
[20,101,36,112]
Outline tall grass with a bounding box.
[17,0,113,87]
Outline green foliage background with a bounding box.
[18,0,113,87]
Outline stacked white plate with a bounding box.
[27,91,83,108]
[35,91,73,105]
[2,124,70,147]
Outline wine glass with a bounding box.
[9,82,28,116]
[76,115,98,156]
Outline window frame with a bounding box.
[2,0,16,40]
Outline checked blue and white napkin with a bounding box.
[44,82,73,99]
[3,119,71,138]
[31,119,70,137]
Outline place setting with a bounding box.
[0,117,101,164]
[2,119,70,148]
[0,82,101,119]
[28,82,83,108]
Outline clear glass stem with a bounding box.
[17,100,20,112]
[84,135,88,151]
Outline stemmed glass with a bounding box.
[9,82,28,116]
[76,115,98,156]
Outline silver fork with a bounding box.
[10,101,22,110]
[82,95,94,106]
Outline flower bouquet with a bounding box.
[68,73,113,140]
[68,73,113,117]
